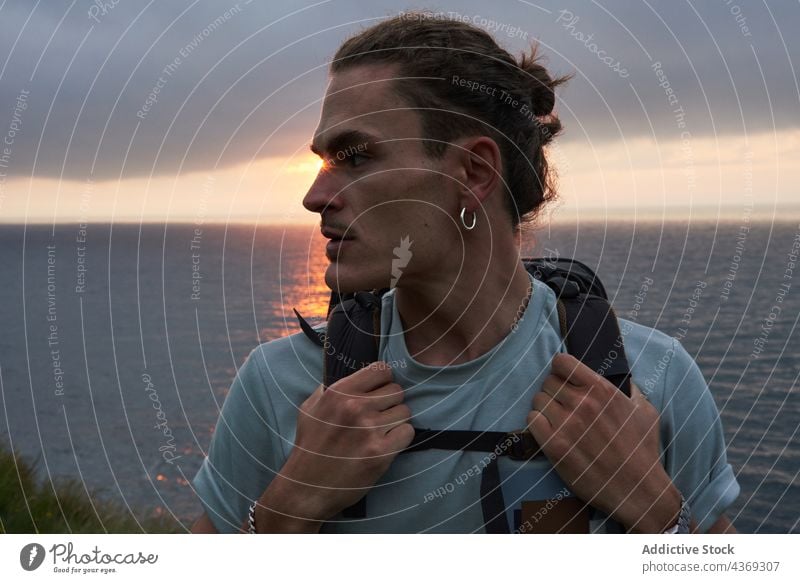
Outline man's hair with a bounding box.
[331,11,571,228]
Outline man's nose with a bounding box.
[302,170,343,215]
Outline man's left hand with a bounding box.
[526,353,682,533]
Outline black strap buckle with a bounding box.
[505,431,543,461]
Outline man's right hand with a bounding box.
[255,361,414,530]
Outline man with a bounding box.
[191,13,739,534]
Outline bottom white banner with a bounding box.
[1,534,796,582]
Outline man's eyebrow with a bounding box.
[309,130,379,157]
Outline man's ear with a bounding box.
[457,136,502,212]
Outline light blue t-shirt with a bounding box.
[193,274,740,533]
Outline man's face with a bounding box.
[303,64,461,294]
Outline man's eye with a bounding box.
[320,152,369,171]
[345,153,369,167]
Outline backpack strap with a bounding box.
[322,291,383,389]
[552,289,632,398]
[401,428,543,533]
[530,256,631,396]
[295,290,384,520]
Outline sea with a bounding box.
[0,220,797,533]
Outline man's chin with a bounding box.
[324,265,381,294]
[324,266,356,294]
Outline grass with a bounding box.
[0,439,182,533]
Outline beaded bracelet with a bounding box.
[663,494,691,534]
[247,500,258,534]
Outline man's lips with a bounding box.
[321,227,355,258]
[325,238,354,260]
[320,227,355,241]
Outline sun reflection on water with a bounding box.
[260,227,331,339]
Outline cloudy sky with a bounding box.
[0,0,797,223]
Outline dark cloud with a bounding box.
[0,0,797,181]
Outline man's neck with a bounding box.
[394,252,533,366]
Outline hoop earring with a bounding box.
[460,207,476,230]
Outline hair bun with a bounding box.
[518,45,568,117]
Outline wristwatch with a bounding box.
[663,494,691,534]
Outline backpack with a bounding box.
[294,257,632,533]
